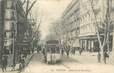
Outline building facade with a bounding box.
[79,0,114,52]
[3,0,30,54]
[60,0,80,47]
[1,0,30,66]
[3,0,17,54]
[58,0,114,52]
[79,0,100,51]
[0,0,36,66]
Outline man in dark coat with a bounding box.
[66,46,70,57]
[1,55,8,72]
[42,48,47,62]
[104,51,109,64]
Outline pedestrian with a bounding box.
[37,48,39,53]
[79,48,83,55]
[37,46,40,53]
[71,48,73,55]
[72,48,76,55]
[24,52,27,58]
[19,62,22,71]
[1,54,8,72]
[61,48,64,56]
[1,55,5,72]
[104,51,109,64]
[11,55,16,71]
[97,52,101,63]
[19,56,25,70]
[42,48,47,62]
[66,46,70,57]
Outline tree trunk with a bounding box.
[100,46,104,63]
[112,30,114,64]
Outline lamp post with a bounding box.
[12,0,18,70]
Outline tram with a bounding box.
[45,40,62,64]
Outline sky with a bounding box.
[31,0,72,40]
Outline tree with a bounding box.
[22,0,37,43]
[21,0,37,40]
[33,19,42,48]
[90,0,112,63]
[21,0,37,19]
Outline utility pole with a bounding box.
[0,0,5,64]
[106,0,112,54]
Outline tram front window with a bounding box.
[50,48,60,53]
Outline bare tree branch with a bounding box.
[89,0,102,49]
[89,0,111,62]
[22,0,26,6]
[25,0,37,18]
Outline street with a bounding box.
[0,0,114,73]
[20,52,114,73]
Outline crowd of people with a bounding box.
[37,45,110,64]
[1,54,8,72]
[0,54,26,72]
[37,45,81,63]
[0,45,110,72]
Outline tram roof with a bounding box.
[46,40,59,44]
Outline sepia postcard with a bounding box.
[0,0,114,73]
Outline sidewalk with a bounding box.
[69,51,113,65]
[74,51,97,56]
[0,53,34,73]
[18,53,34,73]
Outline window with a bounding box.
[6,0,14,9]
[11,22,14,30]
[4,32,7,38]
[4,40,7,45]
[10,32,13,38]
[12,11,15,17]
[11,12,15,20]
